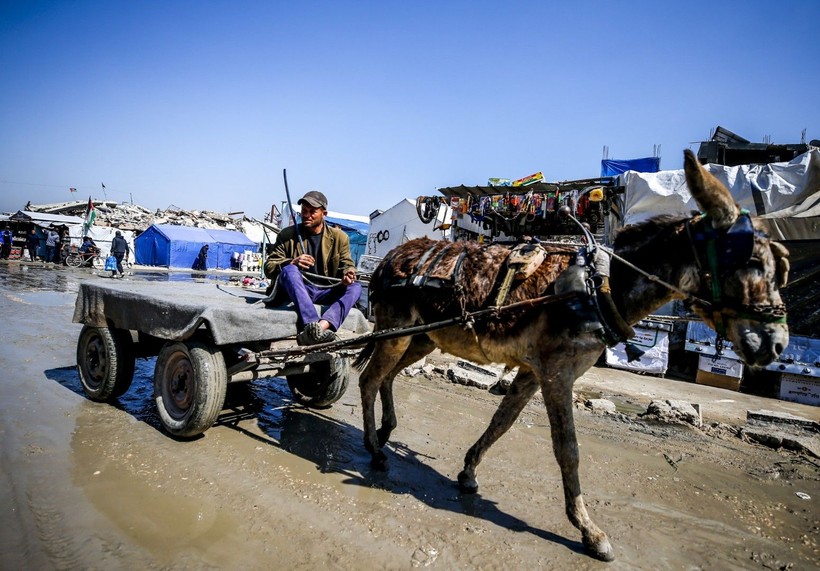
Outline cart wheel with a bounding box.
[65,253,82,268]
[76,325,135,401]
[286,355,351,408]
[154,341,227,438]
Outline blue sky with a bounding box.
[1,1,817,219]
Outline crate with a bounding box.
[777,373,820,407]
[696,370,741,391]
[695,355,744,391]
[605,320,672,375]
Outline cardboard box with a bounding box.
[698,355,744,378]
[696,369,742,391]
[605,326,670,375]
[695,355,744,391]
[778,373,820,407]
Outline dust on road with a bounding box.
[1,262,818,570]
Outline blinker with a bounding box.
[716,213,755,268]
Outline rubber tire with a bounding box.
[65,253,82,268]
[154,341,227,438]
[76,325,136,401]
[286,355,351,408]
[91,255,104,269]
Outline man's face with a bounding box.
[300,203,326,233]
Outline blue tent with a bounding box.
[135,224,257,269]
[324,216,368,267]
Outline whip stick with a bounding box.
[283,168,306,254]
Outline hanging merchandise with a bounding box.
[416,196,444,224]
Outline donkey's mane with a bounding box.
[613,213,690,255]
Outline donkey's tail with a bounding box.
[353,341,375,371]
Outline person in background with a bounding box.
[79,236,99,264]
[0,226,12,259]
[193,244,209,271]
[264,190,361,346]
[45,228,60,263]
[58,228,70,264]
[110,231,129,278]
[26,228,39,261]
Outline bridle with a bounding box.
[684,210,787,336]
[603,210,786,338]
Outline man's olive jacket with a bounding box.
[264,223,355,289]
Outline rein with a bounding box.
[254,290,579,358]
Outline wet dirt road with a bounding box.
[1,262,818,570]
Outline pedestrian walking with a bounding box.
[26,228,39,261]
[110,231,129,278]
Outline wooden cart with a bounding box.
[72,280,369,438]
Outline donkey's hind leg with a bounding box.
[359,335,434,470]
[458,369,539,493]
[542,379,614,561]
[376,334,436,448]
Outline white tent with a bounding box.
[5,210,136,263]
[615,149,820,241]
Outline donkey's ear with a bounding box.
[771,240,790,288]
[683,149,738,229]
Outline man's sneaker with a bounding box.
[317,328,340,344]
[297,322,322,345]
[297,322,339,346]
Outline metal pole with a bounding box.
[283,169,306,255]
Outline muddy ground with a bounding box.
[1,261,818,570]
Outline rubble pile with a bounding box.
[23,199,271,234]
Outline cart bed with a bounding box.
[72,280,370,345]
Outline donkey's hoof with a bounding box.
[376,427,392,448]
[583,535,615,562]
[457,471,478,494]
[370,453,389,472]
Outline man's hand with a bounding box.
[342,269,357,285]
[292,254,315,270]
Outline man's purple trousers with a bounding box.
[278,264,362,331]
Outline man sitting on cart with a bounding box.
[264,190,361,346]
[79,236,99,264]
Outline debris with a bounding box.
[746,410,819,432]
[639,399,702,427]
[585,398,617,415]
[740,428,820,459]
[795,492,811,500]
[663,453,678,471]
[447,363,496,390]
[403,357,428,377]
[20,199,272,235]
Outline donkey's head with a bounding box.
[683,149,789,366]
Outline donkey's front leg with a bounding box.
[458,370,539,493]
[542,382,614,562]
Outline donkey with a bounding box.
[354,150,789,561]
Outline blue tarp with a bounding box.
[601,157,661,177]
[324,216,368,266]
[134,224,257,269]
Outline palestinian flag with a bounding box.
[83,197,96,233]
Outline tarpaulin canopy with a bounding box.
[617,149,820,241]
[601,157,660,177]
[135,224,256,269]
